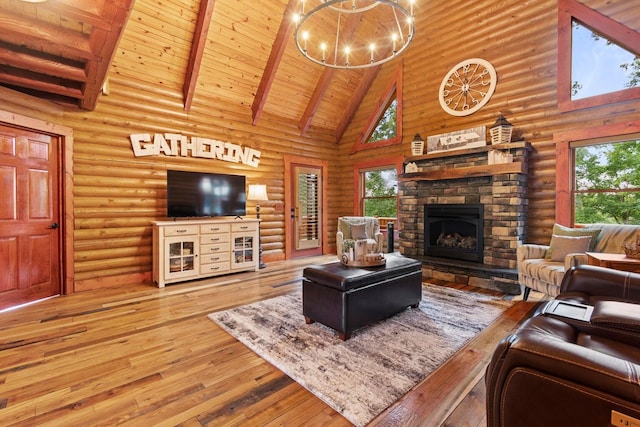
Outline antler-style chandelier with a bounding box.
[294,0,416,69]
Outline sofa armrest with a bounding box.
[564,253,589,270]
[559,265,640,302]
[512,317,640,398]
[517,243,549,261]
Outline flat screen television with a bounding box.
[167,170,246,218]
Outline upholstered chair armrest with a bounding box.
[374,231,384,253]
[559,265,640,302]
[336,231,344,258]
[517,244,549,261]
[564,253,589,270]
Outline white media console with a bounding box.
[152,218,260,288]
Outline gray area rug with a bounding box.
[208,284,513,426]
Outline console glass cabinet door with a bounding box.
[166,238,198,278]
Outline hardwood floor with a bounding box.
[0,255,544,426]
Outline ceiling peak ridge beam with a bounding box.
[183,0,216,111]
[251,0,297,126]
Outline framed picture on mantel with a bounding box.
[426,126,486,154]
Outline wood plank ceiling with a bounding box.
[0,0,396,140]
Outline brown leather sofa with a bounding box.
[485,265,640,427]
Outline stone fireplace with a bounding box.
[398,142,530,294]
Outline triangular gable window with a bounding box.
[558,0,640,112]
[571,21,638,100]
[368,98,396,143]
[352,64,403,153]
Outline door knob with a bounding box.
[49,223,59,229]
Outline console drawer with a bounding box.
[200,243,228,255]
[232,222,257,232]
[200,261,230,275]
[164,225,199,237]
[200,223,230,234]
[201,252,230,265]
[200,234,230,245]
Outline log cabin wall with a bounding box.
[0,0,639,291]
[337,0,640,247]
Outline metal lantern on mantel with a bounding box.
[489,114,513,145]
[411,133,425,155]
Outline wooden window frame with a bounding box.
[353,157,403,217]
[557,0,640,112]
[351,64,403,153]
[554,121,640,226]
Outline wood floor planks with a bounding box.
[0,255,543,426]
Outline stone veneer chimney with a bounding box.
[398,142,530,294]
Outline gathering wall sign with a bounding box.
[129,133,261,167]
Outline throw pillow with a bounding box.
[340,221,352,239]
[545,223,601,259]
[548,235,593,262]
[351,223,367,240]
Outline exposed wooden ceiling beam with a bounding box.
[335,66,381,143]
[299,69,333,135]
[0,66,83,99]
[36,0,113,30]
[183,0,216,112]
[81,0,135,110]
[0,44,86,82]
[0,9,96,61]
[251,0,297,125]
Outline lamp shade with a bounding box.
[247,184,268,201]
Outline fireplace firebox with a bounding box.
[424,204,483,263]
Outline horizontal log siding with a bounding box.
[63,72,337,288]
[56,0,335,288]
[338,0,640,247]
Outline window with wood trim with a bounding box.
[554,122,640,226]
[573,138,640,225]
[361,167,398,219]
[557,0,640,112]
[352,65,403,152]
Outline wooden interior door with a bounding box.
[0,124,61,310]
[290,165,323,258]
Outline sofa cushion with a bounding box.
[545,224,601,259]
[548,235,593,262]
[586,223,640,253]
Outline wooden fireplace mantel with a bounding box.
[399,161,524,181]
[400,141,530,182]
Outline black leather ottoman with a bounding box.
[302,253,422,340]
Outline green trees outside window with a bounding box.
[367,99,396,143]
[574,139,640,225]
[363,168,397,218]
